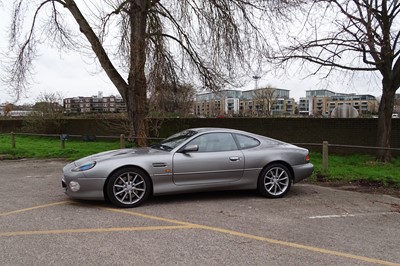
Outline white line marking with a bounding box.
[308,212,397,219]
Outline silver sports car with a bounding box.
[62,128,313,207]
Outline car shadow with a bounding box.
[66,190,260,209]
[66,187,304,209]
[146,190,261,206]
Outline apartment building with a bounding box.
[395,94,400,114]
[64,94,127,114]
[299,90,379,116]
[194,88,295,117]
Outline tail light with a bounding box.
[305,153,310,162]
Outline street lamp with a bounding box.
[252,75,261,90]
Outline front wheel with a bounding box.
[258,164,292,198]
[106,167,151,208]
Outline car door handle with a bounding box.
[229,156,240,161]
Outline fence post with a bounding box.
[120,134,125,149]
[11,132,16,149]
[322,141,329,173]
[60,135,65,149]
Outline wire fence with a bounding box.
[292,141,400,172]
[2,132,399,172]
[2,132,400,150]
[293,142,400,151]
[1,132,165,149]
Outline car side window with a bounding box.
[235,134,260,149]
[188,133,238,152]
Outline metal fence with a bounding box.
[3,132,165,149]
[293,141,400,172]
[2,132,399,172]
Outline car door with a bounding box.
[172,132,244,186]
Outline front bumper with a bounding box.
[62,162,106,200]
[62,175,106,200]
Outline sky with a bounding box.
[0,2,383,105]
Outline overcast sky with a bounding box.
[0,2,383,105]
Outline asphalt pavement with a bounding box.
[1,159,399,266]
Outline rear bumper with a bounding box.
[292,163,314,183]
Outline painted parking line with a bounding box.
[101,207,197,226]
[0,225,196,237]
[103,208,400,266]
[0,201,70,217]
[200,225,400,266]
[309,212,397,219]
[1,203,399,266]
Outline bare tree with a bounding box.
[33,91,64,115]
[252,86,276,117]
[149,83,195,118]
[272,0,400,162]
[23,91,65,133]
[4,0,298,146]
[3,103,13,116]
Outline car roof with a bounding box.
[191,127,247,134]
[191,127,266,138]
[189,127,287,145]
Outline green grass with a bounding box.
[0,135,124,161]
[310,152,400,187]
[1,134,399,187]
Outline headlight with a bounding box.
[72,161,96,172]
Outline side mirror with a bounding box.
[182,144,199,153]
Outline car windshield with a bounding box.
[151,130,198,151]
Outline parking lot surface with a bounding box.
[1,159,400,266]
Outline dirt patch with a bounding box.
[391,203,400,213]
[305,179,400,198]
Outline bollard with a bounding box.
[11,132,16,149]
[322,141,329,173]
[120,134,125,149]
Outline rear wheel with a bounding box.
[106,167,151,208]
[258,164,292,198]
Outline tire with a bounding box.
[258,163,292,198]
[106,167,151,208]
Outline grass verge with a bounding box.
[309,152,400,189]
[0,135,124,160]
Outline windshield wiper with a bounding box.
[150,144,173,151]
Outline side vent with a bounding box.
[152,162,167,168]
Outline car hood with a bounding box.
[73,147,168,166]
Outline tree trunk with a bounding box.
[65,0,149,147]
[128,0,149,147]
[64,0,129,97]
[375,80,396,162]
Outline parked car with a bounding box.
[62,128,314,207]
